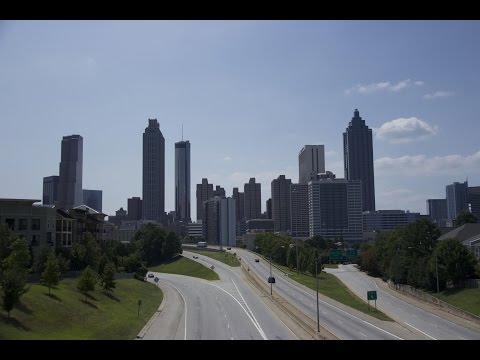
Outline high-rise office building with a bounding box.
[202,196,236,247]
[43,175,59,205]
[290,183,309,238]
[128,197,143,221]
[427,199,448,226]
[308,172,363,242]
[244,178,261,220]
[266,198,272,219]
[232,187,245,236]
[143,119,165,221]
[446,181,468,221]
[82,189,102,212]
[175,140,191,222]
[343,109,375,211]
[467,186,480,219]
[363,210,421,232]
[196,178,213,222]
[271,175,292,233]
[213,185,226,198]
[299,145,325,184]
[58,135,83,209]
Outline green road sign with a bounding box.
[329,249,343,260]
[346,249,358,260]
[367,291,377,301]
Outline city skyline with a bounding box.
[1,21,480,220]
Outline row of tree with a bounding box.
[357,219,479,291]
[0,222,183,318]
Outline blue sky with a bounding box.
[1,20,480,220]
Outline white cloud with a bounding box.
[374,117,439,144]
[325,150,337,157]
[344,79,424,95]
[376,188,428,212]
[375,150,480,176]
[223,156,232,161]
[423,91,454,100]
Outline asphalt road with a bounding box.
[325,264,480,340]
[233,247,418,340]
[143,250,296,340]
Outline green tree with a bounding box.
[0,268,28,319]
[433,239,477,288]
[133,224,166,265]
[3,238,31,270]
[0,224,17,263]
[33,245,54,274]
[163,231,183,260]
[77,266,97,302]
[98,254,108,276]
[41,253,60,295]
[286,246,295,269]
[455,210,478,226]
[83,233,101,270]
[99,262,116,293]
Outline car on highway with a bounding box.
[193,255,199,259]
[255,259,259,262]
[147,273,154,278]
[226,247,231,250]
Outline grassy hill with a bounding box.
[0,278,163,339]
[149,256,220,280]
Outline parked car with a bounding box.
[255,259,259,263]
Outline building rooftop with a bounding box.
[438,223,480,242]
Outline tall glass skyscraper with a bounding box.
[175,140,191,222]
[343,109,376,212]
[142,119,165,221]
[58,135,83,209]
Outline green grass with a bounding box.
[0,278,162,339]
[432,288,480,316]
[273,262,392,321]
[186,248,240,267]
[149,256,219,281]
[323,264,339,269]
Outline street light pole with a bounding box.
[435,254,439,294]
[296,239,299,273]
[315,258,320,333]
[270,252,273,296]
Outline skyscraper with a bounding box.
[232,187,245,236]
[343,109,376,212]
[467,186,480,219]
[82,189,102,212]
[299,145,325,184]
[202,196,236,247]
[271,175,292,233]
[175,140,191,222]
[244,178,261,220]
[290,183,309,238]
[128,197,143,220]
[196,178,213,222]
[446,181,468,221]
[427,199,448,226]
[58,135,83,209]
[43,175,59,205]
[143,119,165,221]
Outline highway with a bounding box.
[143,250,296,340]
[325,264,480,340]
[232,247,418,340]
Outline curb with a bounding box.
[135,282,167,339]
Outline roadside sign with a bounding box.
[367,290,377,300]
[154,277,159,283]
[329,249,343,261]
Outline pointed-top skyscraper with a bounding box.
[143,118,165,221]
[343,109,375,211]
[175,140,191,222]
[58,135,83,209]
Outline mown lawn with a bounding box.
[433,288,480,316]
[149,256,219,281]
[273,262,392,321]
[186,248,240,267]
[0,278,162,339]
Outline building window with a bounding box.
[47,232,53,245]
[18,219,28,231]
[5,218,15,230]
[31,219,41,231]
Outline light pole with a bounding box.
[269,251,273,296]
[315,255,322,333]
[408,245,439,293]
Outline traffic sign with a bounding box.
[154,277,159,283]
[367,290,377,300]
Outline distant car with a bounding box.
[255,259,259,263]
[227,247,231,250]
[193,255,199,259]
[147,273,154,278]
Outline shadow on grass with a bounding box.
[441,288,463,296]
[148,256,182,268]
[15,301,33,315]
[81,299,98,309]
[43,293,62,302]
[0,313,31,331]
[85,293,98,302]
[102,291,120,302]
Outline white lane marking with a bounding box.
[404,322,436,340]
[338,320,344,325]
[206,281,268,340]
[322,310,327,314]
[458,335,466,340]
[160,279,188,340]
[361,320,404,340]
[359,331,367,338]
